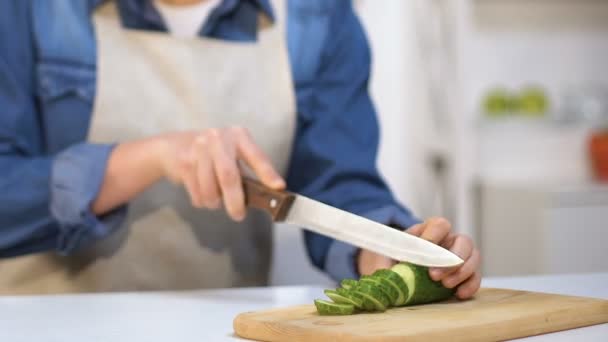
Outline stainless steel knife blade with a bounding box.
[283,195,463,268]
[243,178,464,268]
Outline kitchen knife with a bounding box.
[243,178,463,268]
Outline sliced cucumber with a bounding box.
[324,289,363,308]
[335,288,364,309]
[391,262,455,306]
[314,299,356,315]
[316,262,455,315]
[372,269,409,306]
[351,283,390,312]
[359,275,398,306]
[340,279,358,290]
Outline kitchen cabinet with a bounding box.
[480,182,608,276]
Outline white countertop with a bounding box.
[0,273,606,342]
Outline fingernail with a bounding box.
[191,198,203,209]
[233,211,246,222]
[208,199,221,209]
[273,177,286,189]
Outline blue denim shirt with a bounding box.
[0,0,419,281]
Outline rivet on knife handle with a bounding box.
[243,178,295,221]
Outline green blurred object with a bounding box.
[483,86,549,118]
[518,86,549,116]
[483,88,511,117]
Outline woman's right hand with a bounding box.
[92,127,284,220]
[158,126,285,221]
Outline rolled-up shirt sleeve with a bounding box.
[0,3,125,257]
[51,143,127,254]
[288,1,420,282]
[0,140,127,257]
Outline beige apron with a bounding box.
[0,0,295,294]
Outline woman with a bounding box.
[0,0,480,296]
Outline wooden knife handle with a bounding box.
[243,178,295,222]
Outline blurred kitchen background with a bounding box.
[271,0,608,285]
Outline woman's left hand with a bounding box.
[357,217,481,299]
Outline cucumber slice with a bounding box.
[352,283,390,312]
[391,262,455,306]
[343,287,376,311]
[335,288,364,309]
[341,279,358,290]
[372,269,409,306]
[324,289,363,309]
[314,299,356,316]
[360,275,398,306]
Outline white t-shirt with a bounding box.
[154,0,222,38]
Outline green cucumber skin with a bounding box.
[372,269,409,306]
[314,299,356,315]
[345,286,379,311]
[318,263,454,315]
[392,263,455,306]
[359,276,398,306]
[341,279,358,290]
[352,283,390,312]
[327,289,364,309]
[370,275,400,305]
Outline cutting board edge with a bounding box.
[234,312,354,342]
[233,288,608,342]
[234,309,608,342]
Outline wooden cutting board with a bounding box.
[234,288,608,341]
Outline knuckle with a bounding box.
[473,249,482,265]
[194,134,208,146]
[219,167,240,186]
[229,125,249,137]
[457,234,473,247]
[200,188,220,207]
[434,217,452,230]
[178,152,195,168]
[204,128,222,140]
[426,217,449,228]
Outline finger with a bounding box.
[233,127,285,189]
[209,131,246,221]
[375,254,396,270]
[358,250,396,276]
[419,217,451,244]
[193,135,221,209]
[430,234,473,281]
[442,248,481,289]
[405,223,425,237]
[179,150,204,208]
[456,271,481,299]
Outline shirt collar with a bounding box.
[93,0,275,33]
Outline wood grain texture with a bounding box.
[233,288,608,342]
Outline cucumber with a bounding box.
[315,263,455,315]
[314,299,356,315]
[324,289,363,309]
[359,275,398,306]
[391,262,455,306]
[372,269,409,306]
[335,288,365,309]
[340,279,358,290]
[351,282,390,312]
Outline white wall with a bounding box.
[461,0,608,118]
[448,0,608,242]
[355,0,420,213]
